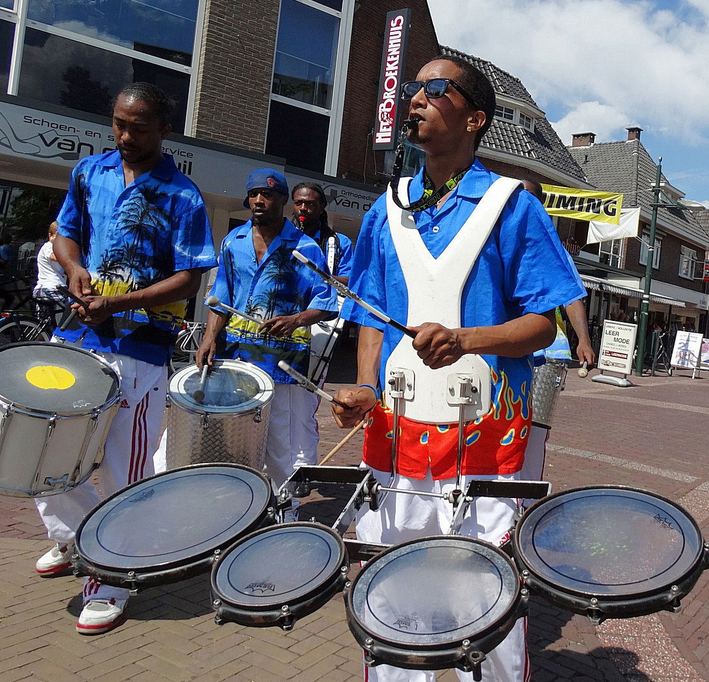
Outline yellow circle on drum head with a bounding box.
[25,365,76,390]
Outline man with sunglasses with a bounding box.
[332,55,585,682]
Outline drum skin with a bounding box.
[530,360,567,428]
[513,485,709,622]
[345,536,527,672]
[166,360,274,470]
[211,522,349,631]
[73,464,276,591]
[0,342,120,497]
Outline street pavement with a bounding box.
[1,357,708,682]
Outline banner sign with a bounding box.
[598,320,637,375]
[586,207,640,244]
[372,8,411,151]
[541,184,623,224]
[671,331,703,369]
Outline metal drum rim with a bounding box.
[0,341,121,417]
[346,534,522,652]
[513,484,705,601]
[167,359,274,415]
[75,463,273,573]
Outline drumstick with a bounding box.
[578,361,588,378]
[193,364,209,403]
[277,360,351,409]
[206,296,262,325]
[291,250,416,339]
[318,420,365,465]
[57,286,90,331]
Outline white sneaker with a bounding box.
[35,543,73,576]
[76,598,127,635]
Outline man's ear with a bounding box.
[466,110,486,133]
[160,123,172,140]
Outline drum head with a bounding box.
[348,536,520,648]
[515,486,704,598]
[169,360,273,414]
[0,343,119,416]
[76,465,272,571]
[213,523,347,613]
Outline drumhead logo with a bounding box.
[392,613,420,631]
[245,581,276,594]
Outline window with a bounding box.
[639,231,662,269]
[0,0,14,9]
[272,0,339,109]
[27,0,198,66]
[495,105,514,121]
[599,238,624,269]
[0,18,13,93]
[19,28,190,131]
[679,246,697,279]
[519,112,533,131]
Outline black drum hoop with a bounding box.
[513,484,709,621]
[344,535,527,672]
[73,464,276,592]
[211,522,349,631]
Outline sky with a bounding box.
[429,0,709,207]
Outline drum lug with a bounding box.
[253,407,263,424]
[461,641,486,681]
[587,597,603,625]
[200,413,210,428]
[127,570,139,596]
[278,604,295,631]
[669,584,682,613]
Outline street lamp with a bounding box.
[634,157,706,376]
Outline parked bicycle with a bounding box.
[0,298,67,346]
[170,319,204,373]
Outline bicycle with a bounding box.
[170,319,204,374]
[0,299,66,346]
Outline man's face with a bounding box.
[407,60,480,152]
[292,188,324,231]
[112,94,170,166]
[248,188,287,226]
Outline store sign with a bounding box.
[540,184,623,224]
[671,331,703,369]
[372,8,411,151]
[598,320,637,375]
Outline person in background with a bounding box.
[32,221,66,303]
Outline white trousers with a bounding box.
[265,383,320,489]
[518,425,549,508]
[357,468,530,682]
[35,350,167,603]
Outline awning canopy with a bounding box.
[580,275,686,308]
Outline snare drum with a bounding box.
[345,536,527,673]
[513,486,709,622]
[0,342,120,497]
[212,522,349,630]
[165,360,274,470]
[73,464,276,592]
[531,359,567,428]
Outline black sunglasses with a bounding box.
[400,78,479,110]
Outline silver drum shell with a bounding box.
[530,360,567,428]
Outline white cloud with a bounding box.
[551,101,629,147]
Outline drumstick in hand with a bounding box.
[277,361,351,409]
[206,296,262,325]
[578,361,588,378]
[193,364,209,403]
[57,285,90,331]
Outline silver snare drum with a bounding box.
[166,360,274,470]
[0,342,120,497]
[531,359,568,428]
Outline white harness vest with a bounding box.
[384,176,522,424]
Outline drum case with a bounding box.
[211,522,350,631]
[344,536,529,674]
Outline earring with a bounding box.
[466,125,473,132]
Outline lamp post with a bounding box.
[634,158,663,376]
[634,158,707,376]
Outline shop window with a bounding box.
[0,18,13,93]
[272,0,339,109]
[678,245,697,280]
[639,230,662,269]
[599,238,624,269]
[266,99,329,173]
[27,0,198,66]
[19,29,190,131]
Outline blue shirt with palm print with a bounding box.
[54,150,217,365]
[208,218,338,384]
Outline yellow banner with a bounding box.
[541,184,623,224]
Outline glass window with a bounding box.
[519,112,533,131]
[272,0,339,109]
[639,231,662,269]
[495,105,514,121]
[19,28,190,131]
[599,238,624,269]
[0,19,13,94]
[679,246,696,279]
[0,0,15,9]
[311,0,342,10]
[27,0,197,66]
[266,100,329,173]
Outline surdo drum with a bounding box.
[73,464,276,592]
[165,360,274,470]
[513,486,709,623]
[530,359,567,428]
[0,342,120,497]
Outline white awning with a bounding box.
[580,275,686,307]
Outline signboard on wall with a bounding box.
[671,331,703,369]
[598,320,637,375]
[372,8,411,151]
